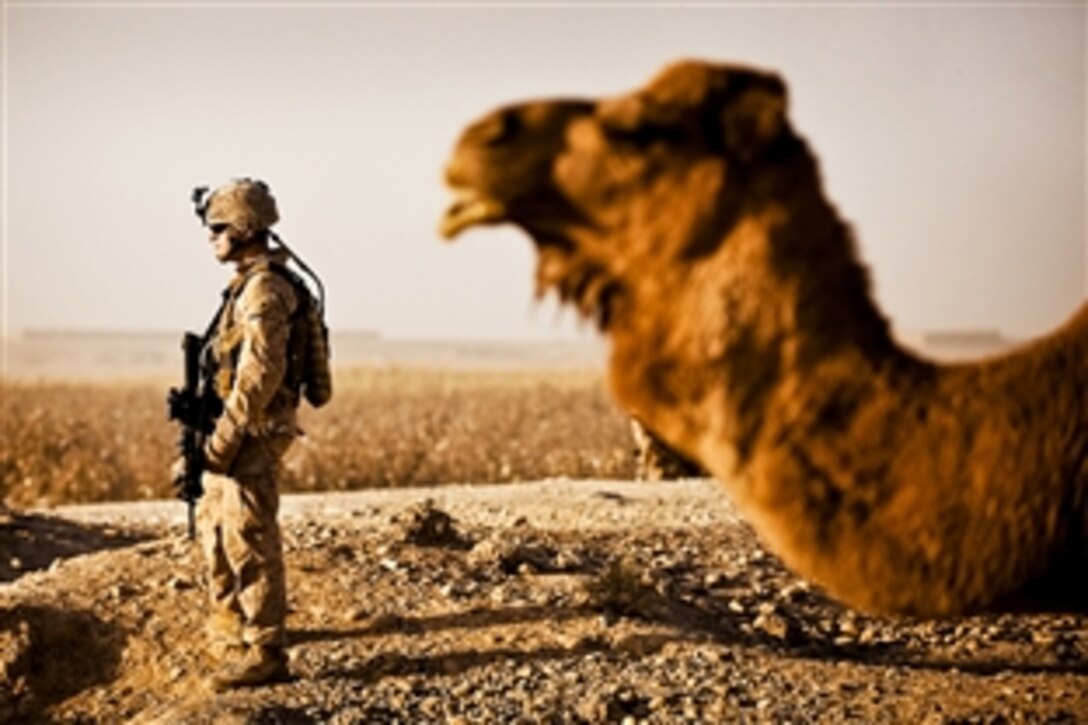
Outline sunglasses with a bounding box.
[208,223,230,236]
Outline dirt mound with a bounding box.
[1,482,1086,722]
[0,508,151,583]
[0,604,124,720]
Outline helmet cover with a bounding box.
[201,178,279,236]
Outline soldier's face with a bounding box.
[209,224,233,262]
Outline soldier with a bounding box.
[177,178,304,690]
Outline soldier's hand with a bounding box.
[203,414,241,474]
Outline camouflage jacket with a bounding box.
[205,248,300,472]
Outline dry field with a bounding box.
[0,366,635,508]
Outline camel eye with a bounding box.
[477,111,520,146]
[602,121,685,148]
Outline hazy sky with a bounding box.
[3,1,1085,342]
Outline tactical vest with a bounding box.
[212,260,332,409]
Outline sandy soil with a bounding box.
[1,479,1085,723]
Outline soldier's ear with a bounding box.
[719,75,788,162]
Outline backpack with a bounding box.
[202,234,333,409]
[268,244,333,409]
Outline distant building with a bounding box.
[894,329,1016,361]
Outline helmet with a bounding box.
[195,178,279,236]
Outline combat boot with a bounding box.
[206,611,246,663]
[209,644,290,691]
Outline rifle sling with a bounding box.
[200,288,231,349]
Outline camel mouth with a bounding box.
[440,183,619,330]
[439,189,507,240]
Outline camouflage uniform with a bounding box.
[199,247,299,653]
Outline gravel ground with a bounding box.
[1,479,1086,723]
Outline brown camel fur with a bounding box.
[439,60,1088,618]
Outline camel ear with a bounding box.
[596,95,648,133]
[598,60,716,133]
[720,76,788,162]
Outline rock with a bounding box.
[167,576,193,591]
[468,531,562,575]
[394,499,471,549]
[366,612,404,632]
[857,626,878,645]
[778,581,810,602]
[346,607,369,622]
[754,611,799,644]
[1031,631,1058,647]
[838,618,859,637]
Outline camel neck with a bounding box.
[609,143,918,478]
[767,173,897,364]
[693,179,917,477]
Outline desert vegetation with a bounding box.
[0,366,635,508]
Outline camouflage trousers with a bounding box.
[197,433,293,650]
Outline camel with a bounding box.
[439,60,1087,618]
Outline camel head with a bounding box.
[440,60,835,446]
[441,60,795,332]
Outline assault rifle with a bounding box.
[167,332,222,539]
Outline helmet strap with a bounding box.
[226,231,267,260]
